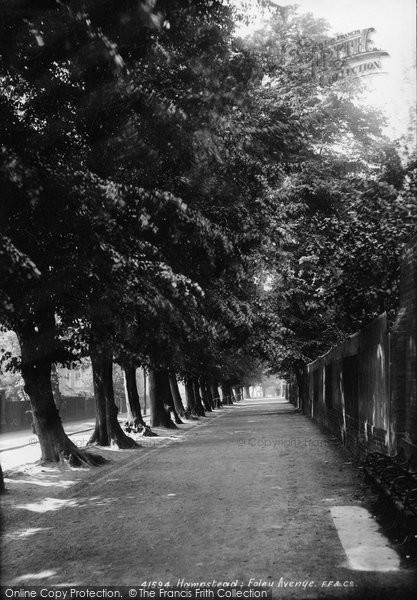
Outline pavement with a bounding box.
[1,398,417,598]
[0,412,132,470]
[0,418,98,451]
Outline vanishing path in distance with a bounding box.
[2,398,416,599]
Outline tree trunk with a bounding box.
[184,378,200,418]
[17,311,104,466]
[123,364,145,429]
[89,328,138,448]
[0,464,5,494]
[149,368,177,428]
[163,370,183,424]
[192,378,206,416]
[199,379,213,412]
[210,382,222,408]
[231,386,240,402]
[243,385,251,399]
[221,382,233,405]
[169,375,186,418]
[51,363,63,410]
[295,363,308,412]
[205,381,216,410]
[143,369,147,416]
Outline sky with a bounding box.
[237,0,416,144]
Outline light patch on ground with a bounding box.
[15,497,80,513]
[330,506,401,571]
[11,570,57,583]
[14,495,117,513]
[5,477,75,488]
[5,527,51,539]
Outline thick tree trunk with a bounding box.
[17,312,104,466]
[123,364,146,430]
[221,382,233,405]
[149,368,177,428]
[210,382,222,408]
[295,363,308,412]
[169,375,186,418]
[0,464,5,494]
[199,379,213,412]
[231,386,241,402]
[192,378,206,416]
[164,371,183,424]
[243,385,251,399]
[184,378,200,418]
[51,363,63,410]
[89,329,138,448]
[204,380,216,410]
[143,369,147,416]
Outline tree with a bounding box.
[0,464,5,494]
[0,0,160,460]
[232,4,417,384]
[148,368,177,429]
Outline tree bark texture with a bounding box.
[210,382,222,408]
[123,364,146,429]
[169,375,186,418]
[221,382,233,405]
[18,310,105,466]
[149,368,177,428]
[89,323,138,448]
[199,379,213,412]
[192,378,206,416]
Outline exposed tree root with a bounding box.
[157,412,178,429]
[124,420,158,437]
[54,441,108,468]
[64,449,107,468]
[138,425,158,437]
[111,435,139,449]
[172,411,184,425]
[88,427,140,449]
[124,417,146,429]
[124,418,146,433]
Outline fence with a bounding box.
[0,394,96,432]
[299,235,417,459]
[304,313,391,457]
[390,235,417,457]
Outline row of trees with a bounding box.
[1,1,415,472]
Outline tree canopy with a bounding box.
[0,0,415,465]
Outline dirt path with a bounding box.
[1,399,416,598]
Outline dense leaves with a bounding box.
[0,1,415,460]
